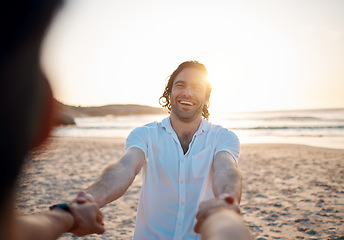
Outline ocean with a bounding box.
[52,108,344,150]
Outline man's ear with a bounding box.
[32,78,56,149]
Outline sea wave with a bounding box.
[224,116,344,122]
[231,125,344,130]
[52,108,344,149]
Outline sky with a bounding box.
[41,0,344,113]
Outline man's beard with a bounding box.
[170,100,204,122]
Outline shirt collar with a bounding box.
[161,116,210,136]
[196,118,210,135]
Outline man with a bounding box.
[74,60,242,239]
[0,0,104,239]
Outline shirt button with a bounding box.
[181,202,184,206]
[178,222,181,225]
[181,180,184,184]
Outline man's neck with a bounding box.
[170,113,202,154]
[169,113,202,140]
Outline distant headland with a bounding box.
[55,100,166,125]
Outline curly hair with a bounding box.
[159,60,212,120]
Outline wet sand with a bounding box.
[16,137,344,239]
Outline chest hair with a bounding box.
[179,132,193,154]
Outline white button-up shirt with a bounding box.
[125,117,240,240]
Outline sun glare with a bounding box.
[42,0,344,111]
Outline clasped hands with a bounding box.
[194,194,241,234]
[68,191,105,236]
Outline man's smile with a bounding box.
[178,100,195,106]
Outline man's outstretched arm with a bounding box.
[195,154,247,239]
[212,151,242,206]
[84,147,145,208]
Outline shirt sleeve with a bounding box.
[125,126,148,158]
[214,128,240,162]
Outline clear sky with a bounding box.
[41,0,344,113]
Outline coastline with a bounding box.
[16,137,344,239]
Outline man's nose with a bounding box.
[183,86,193,96]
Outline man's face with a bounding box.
[170,67,208,122]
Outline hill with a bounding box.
[54,100,166,125]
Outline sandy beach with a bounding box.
[16,137,344,240]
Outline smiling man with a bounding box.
[73,60,242,239]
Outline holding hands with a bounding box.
[69,191,105,236]
[17,191,105,240]
[194,195,252,240]
[194,194,240,233]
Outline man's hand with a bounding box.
[74,191,96,205]
[69,192,105,236]
[194,194,240,234]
